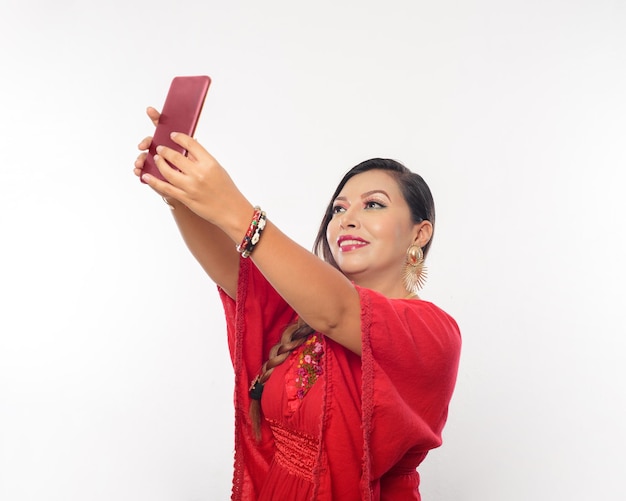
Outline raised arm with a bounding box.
[140,133,363,354]
[134,108,240,298]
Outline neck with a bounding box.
[349,272,413,300]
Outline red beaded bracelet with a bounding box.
[236,206,267,258]
[237,207,261,250]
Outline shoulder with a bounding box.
[408,299,460,338]
[356,286,461,352]
[357,286,459,329]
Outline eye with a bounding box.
[364,200,386,209]
[332,205,346,214]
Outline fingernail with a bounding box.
[170,132,178,138]
[156,145,163,153]
[142,173,152,182]
[154,154,160,162]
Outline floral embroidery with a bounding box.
[294,334,324,399]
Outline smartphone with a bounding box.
[142,75,211,183]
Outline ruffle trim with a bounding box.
[359,287,374,500]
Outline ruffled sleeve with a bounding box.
[357,286,461,497]
[218,257,297,501]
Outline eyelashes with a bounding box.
[331,199,387,214]
[365,200,386,209]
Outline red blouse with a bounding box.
[219,258,461,500]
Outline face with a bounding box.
[326,169,424,293]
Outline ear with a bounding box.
[412,220,433,249]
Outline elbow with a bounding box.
[314,292,362,355]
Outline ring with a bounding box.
[162,197,175,210]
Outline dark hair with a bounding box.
[313,158,436,264]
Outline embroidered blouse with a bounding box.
[219,257,461,500]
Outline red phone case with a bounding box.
[142,75,211,182]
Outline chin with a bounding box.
[337,263,368,279]
[334,253,371,278]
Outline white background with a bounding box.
[1,1,625,500]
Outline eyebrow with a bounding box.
[334,189,392,202]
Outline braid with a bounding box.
[249,317,315,440]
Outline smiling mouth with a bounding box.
[338,239,369,252]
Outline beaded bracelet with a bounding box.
[235,206,261,256]
[236,206,267,258]
[237,207,261,250]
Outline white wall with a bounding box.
[1,1,625,499]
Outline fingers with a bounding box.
[134,152,148,176]
[141,167,185,201]
[138,136,153,151]
[170,132,214,163]
[154,144,191,176]
[146,106,160,126]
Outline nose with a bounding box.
[339,206,360,229]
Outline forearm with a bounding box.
[222,209,362,353]
[168,198,240,298]
[142,136,361,350]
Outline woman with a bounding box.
[134,107,461,500]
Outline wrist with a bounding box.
[235,206,267,258]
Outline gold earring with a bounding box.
[403,244,427,294]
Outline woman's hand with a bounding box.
[140,131,252,231]
[133,107,167,193]
[133,107,243,295]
